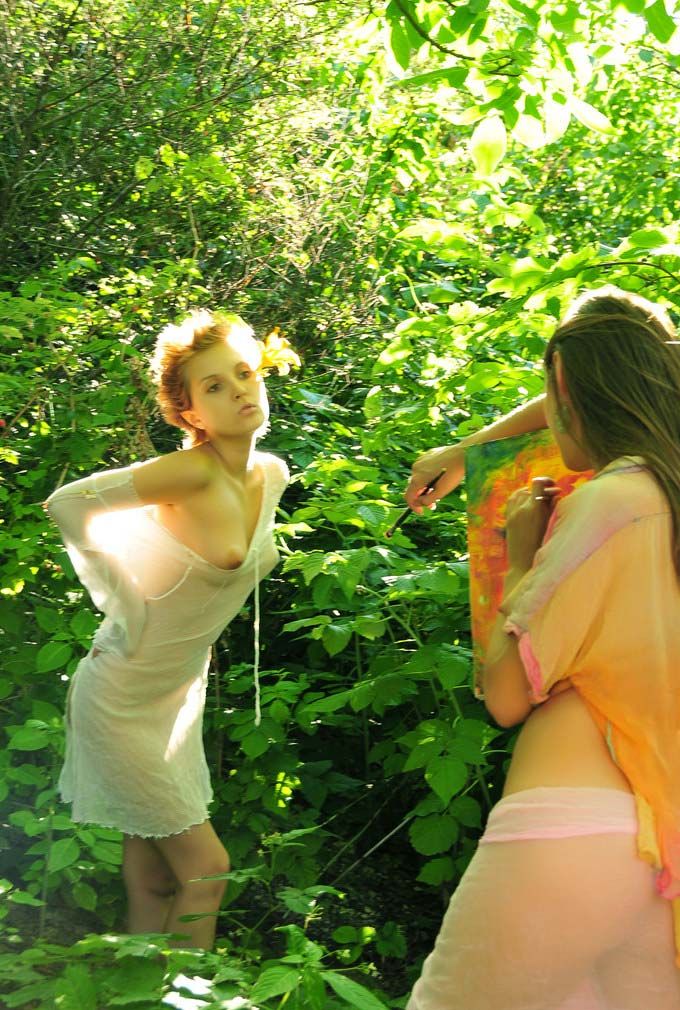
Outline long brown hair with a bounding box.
[544,285,680,574]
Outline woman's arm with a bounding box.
[481,477,558,727]
[45,450,212,545]
[405,394,547,510]
[481,566,534,727]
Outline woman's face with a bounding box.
[181,335,269,439]
[544,357,593,472]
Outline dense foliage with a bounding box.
[1,0,679,1006]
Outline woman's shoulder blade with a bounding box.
[565,459,665,516]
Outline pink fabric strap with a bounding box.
[479,787,638,843]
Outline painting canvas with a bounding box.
[465,430,593,695]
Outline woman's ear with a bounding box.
[181,408,204,430]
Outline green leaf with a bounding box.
[322,971,387,1010]
[106,956,166,1004]
[73,881,98,911]
[417,856,455,885]
[35,606,61,633]
[469,115,507,176]
[409,813,459,855]
[375,920,407,958]
[403,739,444,772]
[450,795,483,829]
[568,99,616,136]
[7,724,49,751]
[333,926,359,944]
[282,551,326,585]
[425,755,468,805]
[322,623,352,657]
[628,228,669,248]
[363,385,382,420]
[388,23,412,71]
[645,0,676,43]
[36,640,72,673]
[354,616,387,640]
[250,966,300,1002]
[71,610,97,638]
[356,503,391,527]
[241,729,270,758]
[302,966,327,1010]
[134,156,156,180]
[301,689,353,714]
[55,963,98,1010]
[47,836,80,873]
[397,66,469,90]
[8,888,45,907]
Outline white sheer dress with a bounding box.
[44,451,288,838]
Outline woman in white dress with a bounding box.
[44,311,297,950]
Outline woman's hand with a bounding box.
[405,444,466,512]
[505,476,560,572]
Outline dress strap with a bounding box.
[253,545,261,726]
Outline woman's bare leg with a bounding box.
[153,820,230,950]
[122,835,178,933]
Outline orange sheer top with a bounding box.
[501,457,680,965]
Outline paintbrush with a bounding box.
[385,469,447,539]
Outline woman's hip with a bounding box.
[479,786,638,844]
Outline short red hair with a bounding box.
[148,310,261,448]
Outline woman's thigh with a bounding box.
[407,832,666,1010]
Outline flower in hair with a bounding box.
[258,327,301,375]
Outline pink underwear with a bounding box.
[478,787,637,843]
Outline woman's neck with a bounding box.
[206,436,257,481]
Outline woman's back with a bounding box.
[502,458,680,903]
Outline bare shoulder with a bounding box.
[131,446,214,505]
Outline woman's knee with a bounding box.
[181,847,230,898]
[123,837,177,898]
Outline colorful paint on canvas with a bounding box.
[465,430,593,693]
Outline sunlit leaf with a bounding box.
[468,115,507,176]
[568,98,616,135]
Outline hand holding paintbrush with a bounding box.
[385,469,446,539]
